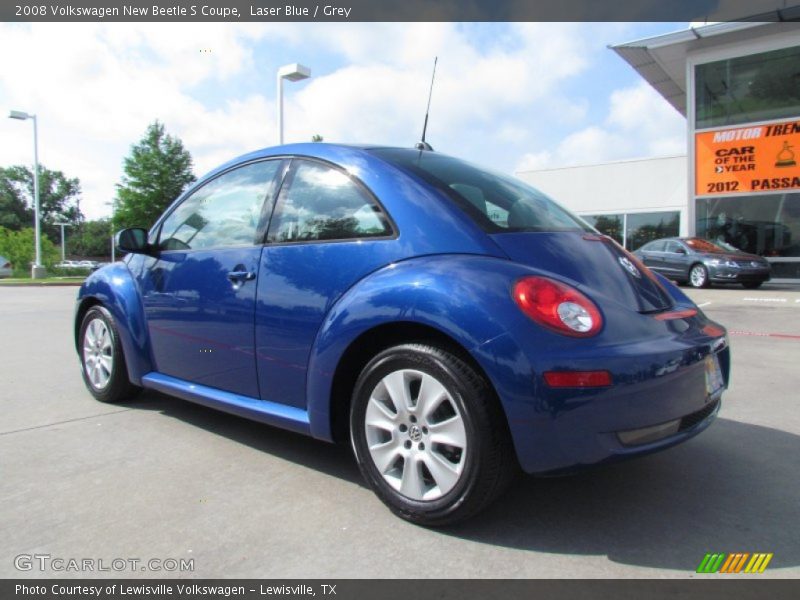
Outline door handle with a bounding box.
[227,270,256,283]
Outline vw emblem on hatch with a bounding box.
[618,256,641,278]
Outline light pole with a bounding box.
[54,222,71,263]
[276,63,311,145]
[9,110,45,279]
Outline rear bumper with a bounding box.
[482,326,730,474]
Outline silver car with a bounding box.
[634,237,771,289]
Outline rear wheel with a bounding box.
[350,343,517,526]
[79,305,140,403]
[689,264,710,288]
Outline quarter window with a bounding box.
[159,160,281,251]
[267,160,392,243]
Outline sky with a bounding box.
[0,22,689,220]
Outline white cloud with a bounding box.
[286,23,594,156]
[516,80,686,173]
[0,23,284,218]
[0,22,669,220]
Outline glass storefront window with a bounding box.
[583,211,680,251]
[582,214,623,245]
[695,45,800,129]
[625,211,680,251]
[696,193,800,258]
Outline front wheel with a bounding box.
[689,264,710,288]
[350,343,517,526]
[79,305,140,403]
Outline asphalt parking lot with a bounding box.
[1,284,799,579]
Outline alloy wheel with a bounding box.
[690,265,707,288]
[364,369,467,501]
[82,317,114,389]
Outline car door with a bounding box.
[638,240,666,271]
[255,158,400,408]
[134,159,285,398]
[663,240,690,277]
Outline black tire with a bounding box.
[78,305,141,403]
[350,343,518,526]
[742,281,763,289]
[689,263,710,288]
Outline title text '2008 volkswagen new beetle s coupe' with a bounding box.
[75,144,729,525]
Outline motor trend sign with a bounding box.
[696,119,800,196]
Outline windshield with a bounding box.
[369,148,592,234]
[714,239,741,252]
[685,238,735,254]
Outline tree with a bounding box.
[0,226,59,276]
[0,165,83,241]
[114,121,196,230]
[0,171,30,231]
[69,219,113,258]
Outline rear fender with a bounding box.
[305,255,536,441]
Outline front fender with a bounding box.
[75,262,152,385]
[305,254,536,441]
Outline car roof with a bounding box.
[197,143,417,184]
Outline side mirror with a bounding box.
[116,228,150,254]
[675,247,687,255]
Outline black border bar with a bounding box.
[3,0,800,22]
[5,579,800,600]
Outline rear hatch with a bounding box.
[365,147,673,312]
[491,231,674,313]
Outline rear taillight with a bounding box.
[512,276,603,337]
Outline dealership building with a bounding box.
[516,16,800,281]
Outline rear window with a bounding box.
[685,238,729,254]
[369,148,591,234]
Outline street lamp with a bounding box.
[54,222,71,263]
[9,110,45,279]
[276,63,311,145]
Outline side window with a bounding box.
[267,160,392,243]
[665,241,682,253]
[159,160,281,251]
[646,241,666,252]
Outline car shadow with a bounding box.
[124,393,798,573]
[126,389,363,486]
[451,418,799,572]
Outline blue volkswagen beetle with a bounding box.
[75,144,729,525]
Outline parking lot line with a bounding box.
[729,330,800,341]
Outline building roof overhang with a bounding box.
[610,7,800,116]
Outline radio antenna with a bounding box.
[415,57,438,151]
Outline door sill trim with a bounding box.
[141,372,311,435]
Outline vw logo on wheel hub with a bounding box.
[408,424,422,442]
